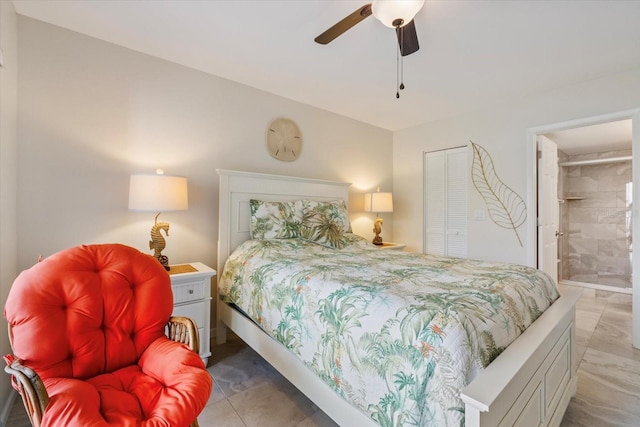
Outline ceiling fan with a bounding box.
[314,0,425,57]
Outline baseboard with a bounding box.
[0,391,17,427]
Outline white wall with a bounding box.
[16,16,393,273]
[0,0,18,421]
[11,17,393,410]
[394,67,640,265]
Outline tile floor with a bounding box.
[7,284,640,426]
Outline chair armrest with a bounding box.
[166,316,200,355]
[4,354,49,427]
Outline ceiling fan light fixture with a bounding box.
[372,0,425,28]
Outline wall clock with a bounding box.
[266,118,303,162]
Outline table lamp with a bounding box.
[364,189,393,245]
[129,170,188,270]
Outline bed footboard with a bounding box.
[461,289,580,427]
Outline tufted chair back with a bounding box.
[4,244,212,427]
[6,244,173,380]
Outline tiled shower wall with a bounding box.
[559,149,632,288]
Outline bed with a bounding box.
[215,169,580,427]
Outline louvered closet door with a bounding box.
[425,152,446,254]
[424,147,468,257]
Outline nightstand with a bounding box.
[168,262,216,365]
[376,242,406,250]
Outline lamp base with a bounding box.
[149,215,171,271]
[156,254,170,271]
[372,217,384,245]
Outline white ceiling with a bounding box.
[11,0,640,131]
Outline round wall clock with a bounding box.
[266,118,303,162]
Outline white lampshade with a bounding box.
[129,173,188,212]
[372,0,425,28]
[364,192,394,213]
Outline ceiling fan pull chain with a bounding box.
[400,25,405,92]
[396,25,401,98]
[398,30,404,90]
[400,54,405,93]
[396,42,400,99]
[395,24,405,99]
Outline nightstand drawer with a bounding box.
[172,280,206,304]
[172,301,206,326]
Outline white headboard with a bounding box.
[216,169,351,277]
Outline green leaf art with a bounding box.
[470,141,526,246]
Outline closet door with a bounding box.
[425,151,446,254]
[424,147,468,257]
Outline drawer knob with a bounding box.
[188,290,194,294]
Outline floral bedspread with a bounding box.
[219,235,559,427]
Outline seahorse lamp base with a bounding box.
[149,214,171,271]
[372,217,384,245]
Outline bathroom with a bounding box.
[545,119,632,293]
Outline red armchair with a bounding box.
[4,244,212,427]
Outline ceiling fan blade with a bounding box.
[315,3,373,45]
[396,20,420,56]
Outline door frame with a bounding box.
[525,108,640,348]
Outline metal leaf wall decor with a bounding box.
[470,141,526,246]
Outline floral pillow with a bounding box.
[300,200,352,249]
[250,199,304,240]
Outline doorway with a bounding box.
[544,120,632,294]
[526,108,640,349]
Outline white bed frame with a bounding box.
[216,169,580,427]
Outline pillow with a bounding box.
[249,199,304,240]
[300,200,352,249]
[303,200,352,233]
